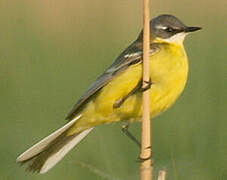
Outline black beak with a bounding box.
[184,26,202,32]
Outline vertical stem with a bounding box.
[157,170,166,180]
[140,0,152,179]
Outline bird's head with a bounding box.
[138,14,201,45]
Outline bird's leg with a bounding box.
[136,146,152,163]
[122,124,153,162]
[121,124,141,148]
[114,82,141,109]
[141,78,152,92]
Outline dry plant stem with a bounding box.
[140,0,152,179]
[157,170,166,180]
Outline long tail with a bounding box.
[16,115,94,174]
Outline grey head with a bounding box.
[137,14,201,41]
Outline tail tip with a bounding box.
[16,155,23,163]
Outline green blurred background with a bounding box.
[0,0,226,179]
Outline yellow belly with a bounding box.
[68,43,188,135]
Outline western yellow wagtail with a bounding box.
[17,14,201,173]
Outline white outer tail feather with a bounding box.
[16,115,94,173]
[40,128,93,173]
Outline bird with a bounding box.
[16,14,201,174]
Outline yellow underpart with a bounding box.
[67,42,188,135]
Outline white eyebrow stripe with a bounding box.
[156,24,168,30]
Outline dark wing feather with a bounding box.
[65,40,159,120]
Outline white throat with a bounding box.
[163,32,187,44]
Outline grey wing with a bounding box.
[65,41,159,120]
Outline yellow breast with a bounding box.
[148,43,188,117]
[68,42,188,134]
[116,42,188,120]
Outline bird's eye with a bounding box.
[165,27,174,33]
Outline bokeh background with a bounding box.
[0,0,226,179]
